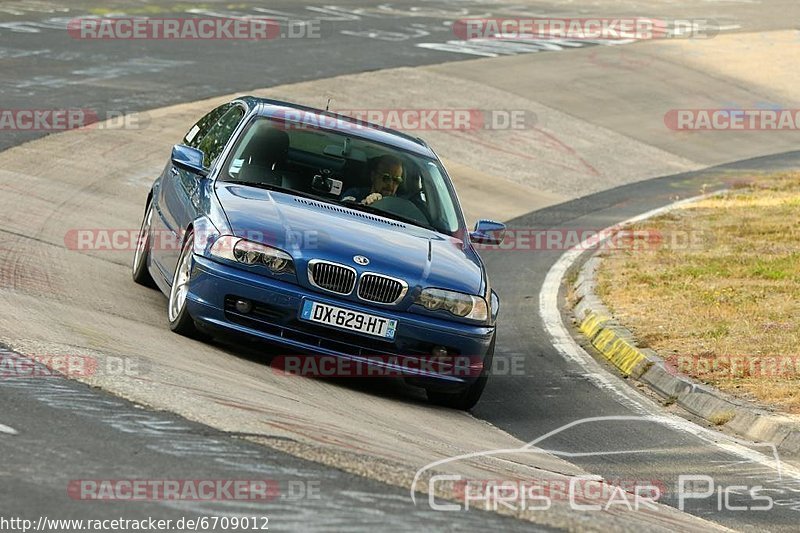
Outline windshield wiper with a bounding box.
[221,180,290,193]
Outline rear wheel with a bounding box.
[132,201,156,288]
[426,335,495,411]
[168,231,203,338]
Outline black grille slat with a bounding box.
[380,278,389,302]
[310,261,356,295]
[358,274,404,304]
[321,264,329,289]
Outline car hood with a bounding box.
[215,184,485,298]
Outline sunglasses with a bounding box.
[377,173,403,184]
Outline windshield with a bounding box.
[219,116,463,235]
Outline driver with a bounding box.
[341,155,403,206]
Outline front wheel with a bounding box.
[167,231,203,338]
[132,200,156,288]
[426,335,495,411]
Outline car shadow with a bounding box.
[206,334,430,406]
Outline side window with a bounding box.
[183,103,231,149]
[197,105,246,168]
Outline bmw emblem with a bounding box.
[353,255,370,266]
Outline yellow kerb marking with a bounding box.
[580,312,649,376]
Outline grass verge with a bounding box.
[596,172,800,413]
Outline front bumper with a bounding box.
[185,255,495,389]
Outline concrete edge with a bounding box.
[570,221,800,460]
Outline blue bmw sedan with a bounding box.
[132,96,505,410]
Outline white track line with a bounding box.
[0,423,18,435]
[539,192,800,480]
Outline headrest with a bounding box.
[244,126,290,164]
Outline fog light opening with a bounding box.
[431,346,448,358]
[234,299,253,314]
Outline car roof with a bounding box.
[236,96,437,159]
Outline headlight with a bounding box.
[210,236,294,275]
[415,288,488,321]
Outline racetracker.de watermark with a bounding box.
[67,17,320,40]
[271,354,526,378]
[665,109,800,131]
[273,108,537,131]
[0,353,142,379]
[68,479,280,501]
[471,228,708,251]
[452,18,720,40]
[667,354,800,379]
[0,109,148,131]
[64,229,321,252]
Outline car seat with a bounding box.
[237,127,291,185]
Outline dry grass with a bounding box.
[597,172,800,413]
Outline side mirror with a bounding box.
[171,144,208,176]
[470,219,506,245]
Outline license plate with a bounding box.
[300,300,397,339]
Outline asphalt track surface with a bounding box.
[0,0,532,151]
[3,0,800,531]
[0,346,537,531]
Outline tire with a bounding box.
[167,230,203,338]
[426,335,495,411]
[132,200,157,288]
